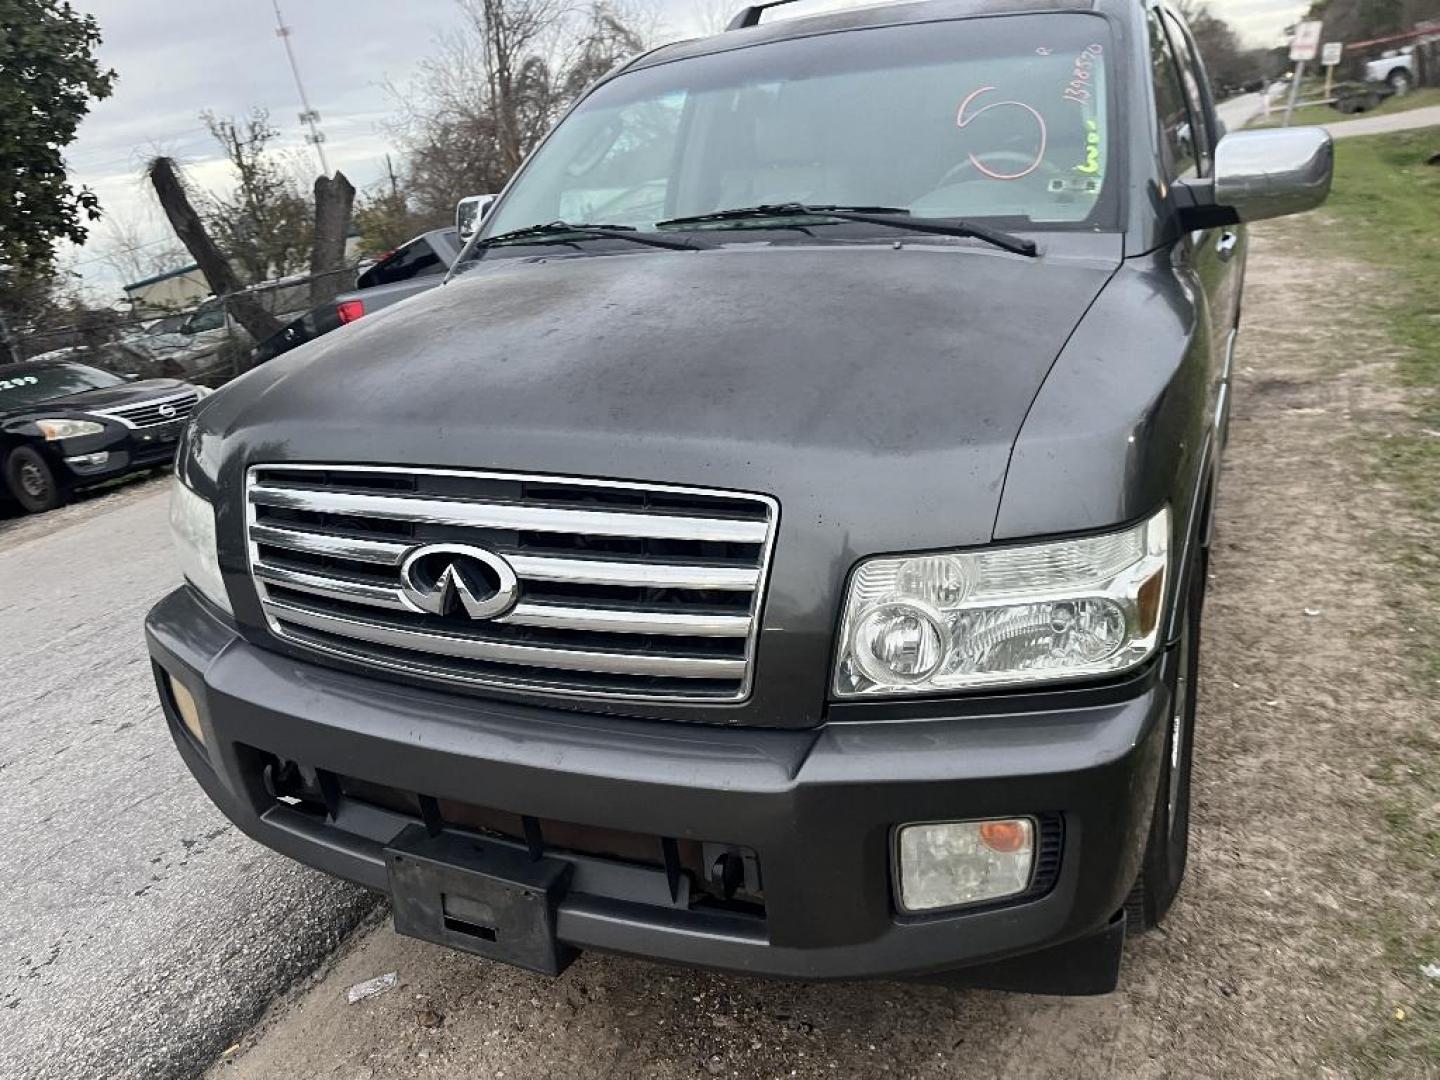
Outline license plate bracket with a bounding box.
[385,825,576,975]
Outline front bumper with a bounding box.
[146,585,1171,989]
[53,421,183,482]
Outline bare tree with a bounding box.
[696,0,738,36]
[386,0,650,220]
[147,156,282,342]
[465,0,572,176]
[309,172,357,308]
[201,108,313,283]
[97,213,189,288]
[556,2,646,100]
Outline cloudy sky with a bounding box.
[65,0,1309,300]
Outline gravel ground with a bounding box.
[0,475,377,1080]
[204,221,1439,1077]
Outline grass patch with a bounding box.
[1315,125,1440,1075]
[1248,87,1440,129]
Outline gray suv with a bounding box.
[147,0,1332,994]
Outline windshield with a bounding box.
[484,14,1116,242]
[0,363,125,409]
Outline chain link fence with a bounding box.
[2,265,357,387]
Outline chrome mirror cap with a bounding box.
[1213,127,1334,223]
[455,194,497,240]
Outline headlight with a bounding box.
[169,475,232,614]
[834,507,1169,696]
[36,418,104,440]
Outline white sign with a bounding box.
[1290,20,1324,62]
[1322,42,1344,67]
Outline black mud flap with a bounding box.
[920,910,1127,996]
[385,825,577,976]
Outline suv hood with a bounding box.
[214,244,1115,553]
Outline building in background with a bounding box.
[122,263,209,313]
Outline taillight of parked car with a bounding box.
[336,300,365,325]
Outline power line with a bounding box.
[68,236,183,271]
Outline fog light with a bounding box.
[65,451,110,468]
[896,818,1034,912]
[168,674,205,745]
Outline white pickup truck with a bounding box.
[1366,46,1415,94]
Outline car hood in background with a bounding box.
[1,378,194,420]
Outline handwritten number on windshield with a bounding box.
[955,86,1048,181]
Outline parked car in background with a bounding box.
[1365,46,1416,94]
[1,358,208,512]
[252,228,473,365]
[148,0,1332,994]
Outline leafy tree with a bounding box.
[354,186,444,258]
[1175,1,1261,92]
[0,0,115,329]
[1305,0,1440,43]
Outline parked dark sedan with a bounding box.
[1,359,208,512]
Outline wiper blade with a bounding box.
[656,203,1037,257]
[658,204,912,226]
[474,220,712,255]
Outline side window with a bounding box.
[1148,11,1195,180]
[357,239,443,289]
[183,303,225,334]
[1162,12,1213,176]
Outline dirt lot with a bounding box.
[208,219,1439,1079]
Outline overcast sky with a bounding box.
[65,0,1309,301]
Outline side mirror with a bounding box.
[456,194,497,240]
[1177,127,1333,227]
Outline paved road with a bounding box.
[1323,103,1440,138]
[0,479,376,1080]
[1215,93,1440,140]
[1216,91,1266,133]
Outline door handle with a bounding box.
[1216,231,1240,261]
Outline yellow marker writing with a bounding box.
[1074,119,1101,175]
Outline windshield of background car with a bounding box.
[484,14,1117,240]
[0,363,125,409]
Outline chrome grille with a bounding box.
[245,465,778,702]
[95,390,200,429]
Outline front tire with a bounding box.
[1388,69,1412,95]
[5,446,65,514]
[1125,548,1204,932]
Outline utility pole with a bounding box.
[385,153,400,200]
[272,0,330,175]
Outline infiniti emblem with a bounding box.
[398,543,519,620]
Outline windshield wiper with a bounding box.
[471,220,712,257]
[656,203,1037,257]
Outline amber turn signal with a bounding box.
[978,819,1031,854]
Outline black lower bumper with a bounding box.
[145,586,1172,992]
[53,426,180,483]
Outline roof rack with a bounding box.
[726,0,807,31]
